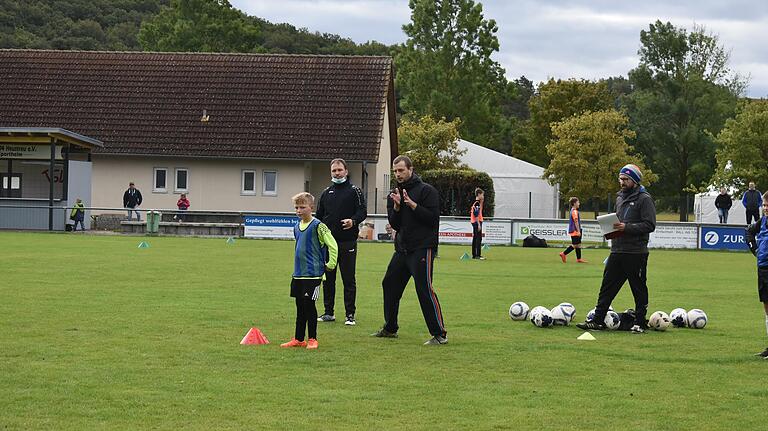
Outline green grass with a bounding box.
[1,232,765,430]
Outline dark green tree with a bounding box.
[138,0,260,52]
[624,20,744,220]
[514,78,614,167]
[396,0,510,149]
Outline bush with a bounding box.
[420,169,494,217]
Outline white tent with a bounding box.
[694,192,744,224]
[456,139,559,218]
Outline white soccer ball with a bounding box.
[509,302,530,321]
[530,306,554,328]
[604,310,621,330]
[586,306,612,322]
[648,311,671,331]
[687,309,708,329]
[669,308,688,328]
[551,303,576,325]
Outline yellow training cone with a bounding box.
[577,332,596,341]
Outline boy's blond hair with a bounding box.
[292,192,315,207]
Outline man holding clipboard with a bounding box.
[576,164,656,333]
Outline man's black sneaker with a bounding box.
[630,324,645,334]
[755,347,768,358]
[576,320,605,331]
[344,314,356,326]
[424,335,448,345]
[317,314,335,322]
[370,328,397,338]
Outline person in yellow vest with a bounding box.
[470,188,485,260]
[559,197,587,263]
[70,198,85,231]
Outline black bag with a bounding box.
[522,234,548,248]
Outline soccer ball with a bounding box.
[669,308,688,328]
[648,311,671,331]
[586,306,612,322]
[687,309,708,329]
[509,302,530,321]
[530,306,554,328]
[551,303,576,325]
[604,310,621,330]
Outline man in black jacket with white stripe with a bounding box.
[372,155,447,345]
[315,158,367,326]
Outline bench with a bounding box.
[120,220,242,236]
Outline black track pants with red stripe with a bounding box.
[381,247,446,337]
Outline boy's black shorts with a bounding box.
[290,278,321,299]
[758,267,768,302]
[570,235,582,245]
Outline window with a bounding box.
[153,168,167,192]
[242,170,256,195]
[262,170,277,196]
[175,168,188,192]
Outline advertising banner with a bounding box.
[699,225,749,251]
[243,215,297,239]
[647,224,698,249]
[513,220,604,243]
[438,220,511,245]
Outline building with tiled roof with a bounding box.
[0,49,396,222]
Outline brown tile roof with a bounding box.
[0,49,395,162]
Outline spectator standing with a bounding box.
[70,198,85,231]
[123,182,143,221]
[743,182,762,225]
[715,187,732,224]
[176,193,190,222]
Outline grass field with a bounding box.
[1,232,766,430]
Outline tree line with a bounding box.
[3,0,764,220]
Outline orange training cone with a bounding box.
[240,327,270,345]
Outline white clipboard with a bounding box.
[596,213,620,236]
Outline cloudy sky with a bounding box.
[229,0,768,98]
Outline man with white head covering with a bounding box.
[577,164,656,333]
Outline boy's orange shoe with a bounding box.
[280,338,307,348]
[577,259,588,263]
[306,338,318,349]
[559,252,567,263]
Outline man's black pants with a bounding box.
[593,253,649,326]
[471,222,483,258]
[381,247,446,337]
[322,240,357,317]
[747,208,760,225]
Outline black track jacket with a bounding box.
[387,174,440,253]
[316,179,367,243]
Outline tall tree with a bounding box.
[397,115,466,171]
[514,78,614,167]
[624,20,743,220]
[544,109,655,216]
[138,0,260,52]
[396,0,510,149]
[712,99,768,193]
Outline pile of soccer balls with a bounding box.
[645,308,708,331]
[509,301,576,328]
[509,301,708,330]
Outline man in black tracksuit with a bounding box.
[372,155,447,345]
[577,164,656,333]
[315,158,367,326]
